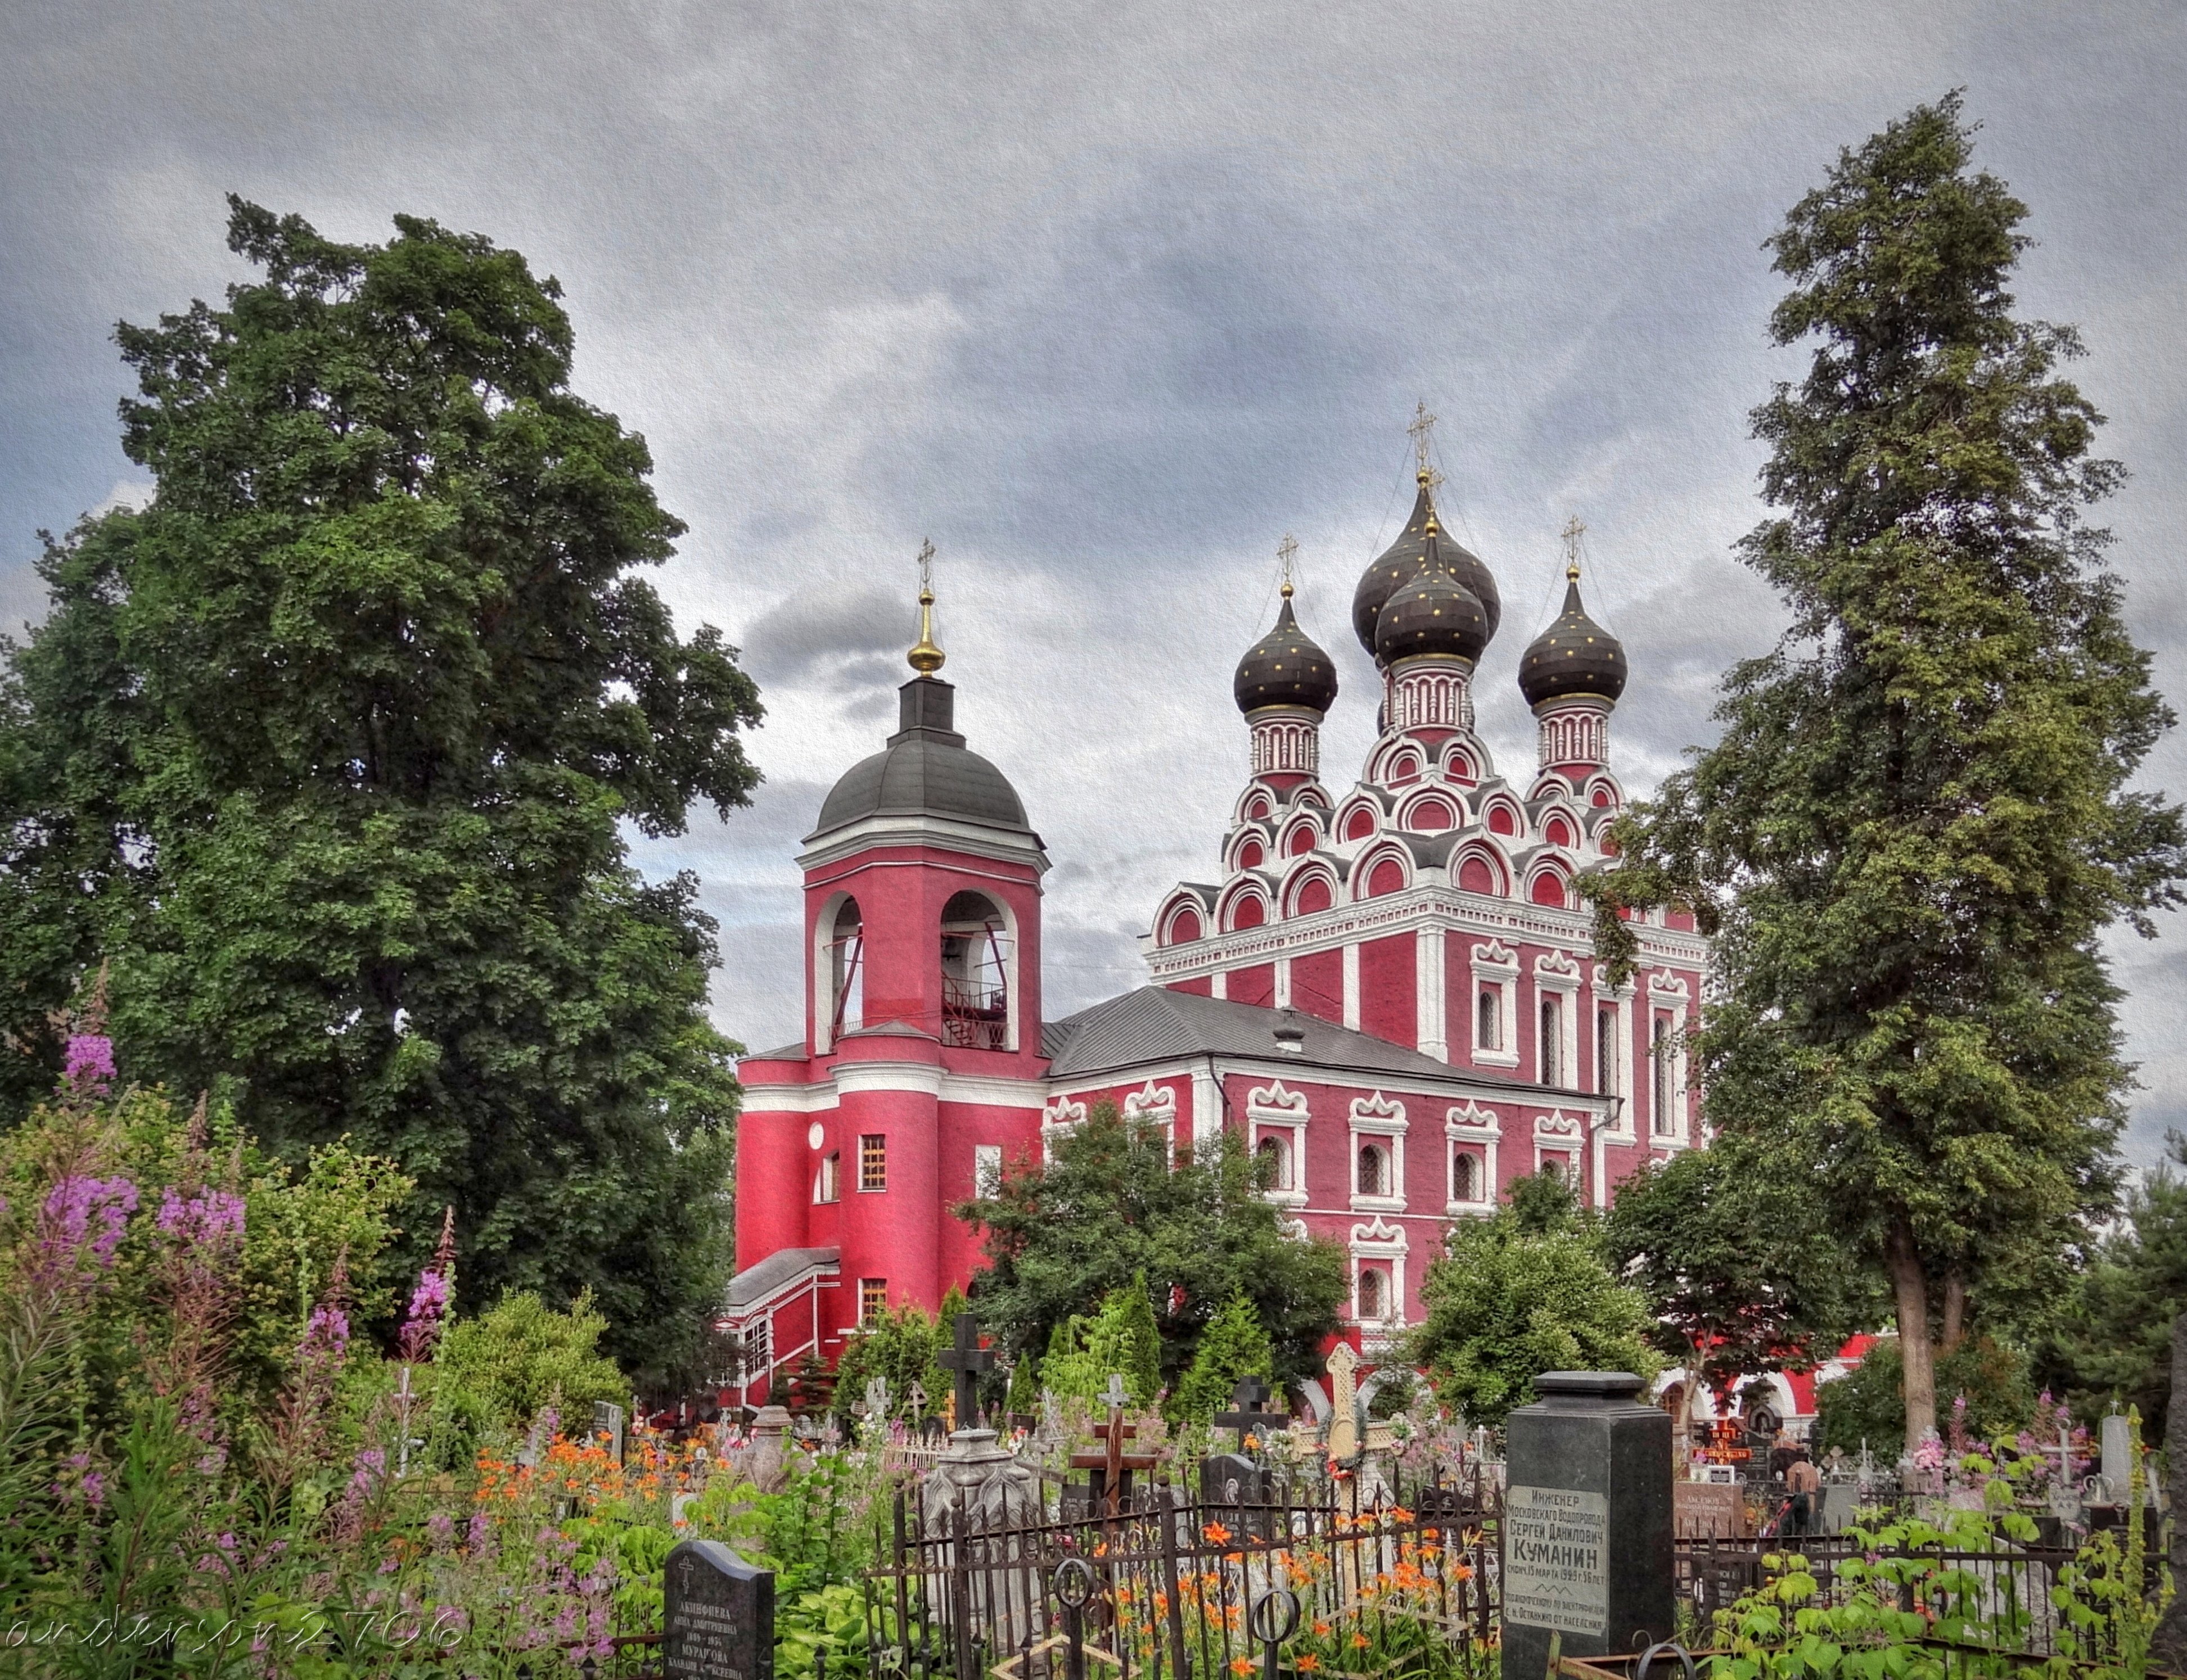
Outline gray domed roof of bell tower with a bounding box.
[808,676,1035,841]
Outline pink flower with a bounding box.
[64,1032,115,1091]
[39,1175,139,1276]
[156,1187,246,1248]
[398,1267,451,1361]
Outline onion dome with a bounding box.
[1234,582,1340,715]
[1351,470,1502,658]
[1518,562,1628,707]
[1373,514,1490,668]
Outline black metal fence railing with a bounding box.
[867,1472,1501,1680]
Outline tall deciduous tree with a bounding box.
[0,201,763,1375]
[957,1102,1346,1397]
[1594,96,2182,1451]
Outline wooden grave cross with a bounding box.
[937,1312,995,1432]
[1069,1372,1158,1515]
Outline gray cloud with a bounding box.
[3,0,2183,1167]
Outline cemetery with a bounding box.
[0,35,2181,1680]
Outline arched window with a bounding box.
[1388,753,1421,784]
[1477,986,1503,1051]
[1487,803,1517,836]
[1357,1267,1386,1321]
[1229,893,1266,931]
[1451,1148,1477,1203]
[1244,794,1272,821]
[1366,857,1406,897]
[940,891,1009,1050]
[1596,1005,1617,1095]
[1531,871,1569,908]
[1540,1155,1565,1186]
[1409,798,1454,832]
[1344,806,1376,841]
[1653,1012,1675,1133]
[1545,815,1574,848]
[1458,853,1498,895]
[1356,1141,1388,1198]
[1256,1133,1292,1192]
[828,898,864,1040]
[1292,875,1332,916]
[1166,905,1203,945]
[1286,824,1316,857]
[1540,995,1563,1086]
[1236,837,1265,870]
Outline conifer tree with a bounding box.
[1171,1290,1275,1426]
[1596,96,2183,1449]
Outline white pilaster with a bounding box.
[1415,927,1447,1062]
[1193,1065,1223,1145]
[1342,943,1361,1031]
[1274,956,1292,1009]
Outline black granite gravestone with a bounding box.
[1500,1372,1672,1680]
[1200,1451,1274,1541]
[665,1538,774,1680]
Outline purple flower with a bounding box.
[398,1267,451,1361]
[348,1446,386,1496]
[302,1304,350,1357]
[64,1032,115,1091]
[81,1471,105,1510]
[155,1187,246,1248]
[40,1175,139,1275]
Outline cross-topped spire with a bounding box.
[1409,400,1445,491]
[937,1311,995,1430]
[907,538,946,674]
[1561,515,1586,582]
[1277,534,1298,600]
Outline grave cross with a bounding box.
[937,1312,995,1431]
[1068,1372,1157,1515]
[1214,1378,1288,1448]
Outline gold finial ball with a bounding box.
[1280,579,1295,599]
[907,585,946,673]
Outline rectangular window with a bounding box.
[1652,1013,1675,1133]
[815,1151,841,1204]
[1597,1006,1617,1096]
[859,1133,887,1192]
[1540,995,1562,1086]
[1476,984,1502,1050]
[973,1143,1003,1197]
[859,1277,888,1324]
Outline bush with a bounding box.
[1812,1336,2036,1457]
[430,1288,628,1464]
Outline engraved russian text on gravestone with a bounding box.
[665,1538,774,1680]
[1503,1484,1609,1636]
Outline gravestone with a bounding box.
[592,1400,626,1465]
[1501,1372,1673,1680]
[665,1538,774,1680]
[1201,1450,1273,1541]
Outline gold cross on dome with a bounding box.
[1409,401,1445,490]
[916,536,935,595]
[1277,534,1298,598]
[1561,516,1586,580]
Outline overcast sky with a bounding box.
[4,1,2183,1162]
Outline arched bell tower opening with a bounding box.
[824,896,863,1048]
[939,889,1012,1050]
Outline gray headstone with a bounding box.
[2101,1413,2132,1494]
[592,1401,626,1465]
[665,1538,774,1680]
[1501,1371,1674,1680]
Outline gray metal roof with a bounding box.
[1042,985,1522,1085]
[811,735,1032,838]
[725,1245,840,1311]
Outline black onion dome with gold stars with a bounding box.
[1373,518,1490,668]
[1351,473,1502,658]
[1518,570,1628,707]
[1234,586,1339,715]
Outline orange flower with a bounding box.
[1351,1634,1370,1650]
[1312,1622,1331,1638]
[1296,1659,1321,1673]
[1230,1660,1254,1676]
[1202,1523,1234,1546]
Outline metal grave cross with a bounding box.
[1214,1378,1288,1448]
[937,1312,995,1431]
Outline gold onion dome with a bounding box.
[1518,559,1628,706]
[1234,581,1340,715]
[1351,469,1502,658]
[1373,513,1490,669]
[907,584,946,674]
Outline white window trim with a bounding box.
[1040,1095,1088,1164]
[1534,954,1581,1090]
[1534,1110,1586,1200]
[1348,1093,1408,1214]
[1646,970,1693,1144]
[1445,1100,1500,1215]
[1470,941,1521,1068]
[1590,966,1636,1139]
[1248,1080,1311,1208]
[1350,1216,1410,1333]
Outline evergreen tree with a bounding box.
[829,1302,945,1426]
[1170,1290,1275,1427]
[1594,95,2183,1449]
[1403,1195,1658,1431]
[0,201,763,1375]
[958,1101,1346,1395]
[2035,1132,2187,1437]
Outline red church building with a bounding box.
[724,468,1708,1408]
